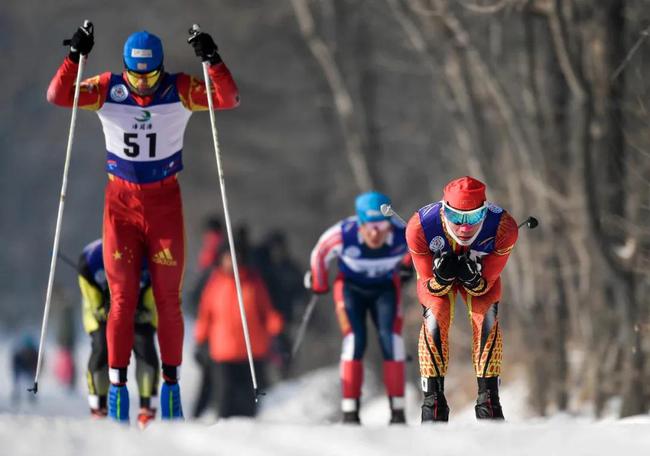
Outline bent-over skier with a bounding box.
[307,192,413,424]
[78,238,159,428]
[406,176,518,422]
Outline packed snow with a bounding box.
[1,333,649,456]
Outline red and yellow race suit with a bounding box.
[406,202,518,380]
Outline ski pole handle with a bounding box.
[62,20,93,48]
[380,204,407,225]
[188,23,202,42]
[517,216,539,230]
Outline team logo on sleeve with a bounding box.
[487,202,503,214]
[94,270,106,286]
[344,246,361,258]
[429,235,445,253]
[110,84,129,102]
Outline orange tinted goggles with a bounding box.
[125,69,162,89]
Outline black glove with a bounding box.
[398,263,414,284]
[457,253,482,289]
[188,32,222,65]
[433,251,458,286]
[64,22,94,63]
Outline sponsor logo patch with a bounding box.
[131,48,153,58]
[134,110,151,122]
[152,248,177,266]
[110,84,129,102]
[94,270,106,285]
[429,235,445,253]
[365,209,382,218]
[487,202,503,214]
[344,246,361,258]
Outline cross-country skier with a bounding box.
[47,24,239,422]
[405,176,518,422]
[11,334,38,406]
[306,192,413,424]
[78,238,159,428]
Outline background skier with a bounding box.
[77,238,159,427]
[306,191,413,424]
[11,334,39,406]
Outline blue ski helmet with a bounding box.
[123,31,163,72]
[355,191,391,224]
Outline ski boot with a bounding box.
[341,398,361,425]
[389,397,406,424]
[108,384,130,423]
[475,377,505,420]
[89,394,107,419]
[137,407,157,429]
[90,408,108,418]
[160,382,184,420]
[421,377,449,423]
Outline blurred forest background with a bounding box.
[1,0,649,418]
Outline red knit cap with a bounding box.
[443,176,486,210]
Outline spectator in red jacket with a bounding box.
[194,230,284,418]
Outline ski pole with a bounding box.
[57,252,78,270]
[380,203,407,224]
[188,24,261,401]
[290,294,318,359]
[31,20,93,395]
[517,216,539,230]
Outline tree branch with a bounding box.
[291,0,375,192]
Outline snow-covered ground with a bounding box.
[1,334,649,456]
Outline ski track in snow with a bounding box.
[1,334,649,455]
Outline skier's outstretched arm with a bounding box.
[308,222,343,294]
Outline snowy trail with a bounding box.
[2,414,649,456]
[2,336,649,455]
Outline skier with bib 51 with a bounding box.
[47,23,240,422]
